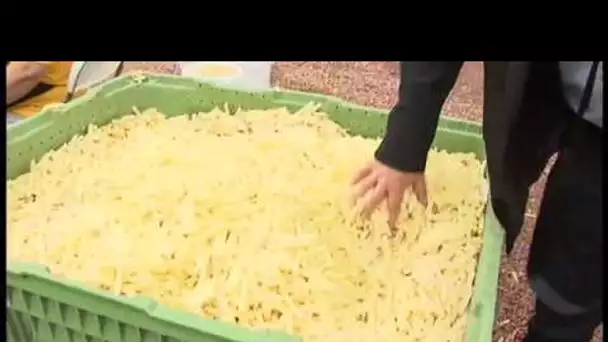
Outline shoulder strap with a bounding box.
[577,61,600,117]
[66,62,124,101]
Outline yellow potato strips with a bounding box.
[7,104,487,342]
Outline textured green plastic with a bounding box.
[7,74,504,342]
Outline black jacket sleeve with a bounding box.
[374,62,464,172]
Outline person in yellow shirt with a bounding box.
[6,61,126,126]
[6,62,73,125]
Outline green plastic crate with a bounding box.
[7,74,504,342]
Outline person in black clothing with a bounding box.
[352,62,602,342]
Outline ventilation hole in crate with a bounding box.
[473,302,483,317]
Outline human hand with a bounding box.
[351,159,428,228]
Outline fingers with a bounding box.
[360,179,387,220]
[386,186,404,229]
[351,174,377,204]
[351,161,373,185]
[413,177,428,208]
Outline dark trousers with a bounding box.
[524,117,603,342]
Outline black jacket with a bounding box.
[375,62,571,252]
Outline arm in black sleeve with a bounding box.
[374,62,463,172]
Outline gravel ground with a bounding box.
[124,61,602,342]
[120,62,182,75]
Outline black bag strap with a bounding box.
[66,62,124,102]
[577,61,600,117]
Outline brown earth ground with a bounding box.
[121,62,602,342]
